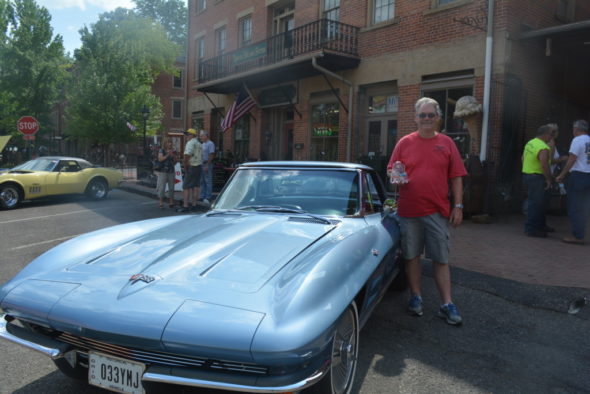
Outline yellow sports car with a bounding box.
[0,156,123,209]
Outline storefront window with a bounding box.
[310,102,339,161]
[424,86,472,156]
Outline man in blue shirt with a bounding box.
[199,130,216,204]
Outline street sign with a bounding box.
[17,116,40,136]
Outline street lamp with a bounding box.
[140,105,150,155]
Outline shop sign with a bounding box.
[232,42,267,66]
[313,125,337,136]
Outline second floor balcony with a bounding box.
[197,19,360,94]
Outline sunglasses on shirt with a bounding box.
[418,112,437,119]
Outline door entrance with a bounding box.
[262,108,294,161]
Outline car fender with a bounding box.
[251,219,395,358]
[1,173,47,200]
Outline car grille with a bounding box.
[57,332,268,375]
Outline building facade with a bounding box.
[187,0,590,212]
[151,59,188,154]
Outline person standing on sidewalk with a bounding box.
[387,97,467,326]
[556,119,590,245]
[522,125,554,237]
[177,128,202,213]
[155,138,177,209]
[199,130,216,204]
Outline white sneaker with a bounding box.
[203,198,210,204]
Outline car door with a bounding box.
[360,171,399,321]
[49,160,85,195]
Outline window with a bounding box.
[195,36,205,79]
[437,0,457,5]
[216,26,226,55]
[323,0,340,21]
[310,102,339,161]
[422,75,474,157]
[372,0,395,24]
[192,112,204,130]
[196,0,206,13]
[362,172,383,214]
[239,15,252,47]
[173,70,182,88]
[172,100,182,119]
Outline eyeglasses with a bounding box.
[418,112,437,119]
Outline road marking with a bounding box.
[0,199,156,224]
[0,209,90,224]
[9,234,83,251]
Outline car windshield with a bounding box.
[12,158,59,172]
[214,168,360,216]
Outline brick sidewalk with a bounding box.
[451,214,589,290]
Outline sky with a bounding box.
[36,0,136,55]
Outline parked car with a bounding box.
[0,156,123,209]
[0,161,403,394]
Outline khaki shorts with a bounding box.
[398,213,450,264]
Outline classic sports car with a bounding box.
[0,156,123,209]
[0,161,403,394]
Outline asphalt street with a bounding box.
[1,190,589,394]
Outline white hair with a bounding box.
[415,97,442,117]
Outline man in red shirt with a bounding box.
[387,97,467,325]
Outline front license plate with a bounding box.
[88,351,145,394]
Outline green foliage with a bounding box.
[65,8,177,146]
[133,0,187,48]
[0,0,66,140]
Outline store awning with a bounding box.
[0,135,11,152]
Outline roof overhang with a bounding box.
[519,19,590,40]
[195,50,360,94]
[518,20,590,55]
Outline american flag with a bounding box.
[126,121,137,131]
[221,90,256,132]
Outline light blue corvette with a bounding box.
[0,161,403,394]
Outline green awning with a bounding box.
[0,136,11,152]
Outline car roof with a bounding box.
[239,161,374,171]
[36,156,85,161]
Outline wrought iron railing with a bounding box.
[198,19,359,84]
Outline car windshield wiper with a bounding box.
[235,205,333,224]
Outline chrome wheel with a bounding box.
[330,302,359,394]
[0,185,21,209]
[86,179,108,199]
[307,302,359,394]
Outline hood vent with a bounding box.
[288,216,338,225]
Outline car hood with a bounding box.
[1,213,336,351]
[63,212,334,291]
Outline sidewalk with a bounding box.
[119,180,589,291]
[451,214,589,290]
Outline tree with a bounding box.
[133,0,187,48]
[65,8,178,162]
[0,0,66,141]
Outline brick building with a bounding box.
[151,58,187,154]
[186,0,590,212]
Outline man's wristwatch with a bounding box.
[454,204,464,209]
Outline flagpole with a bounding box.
[242,83,259,107]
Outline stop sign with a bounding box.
[17,116,40,136]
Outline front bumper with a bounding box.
[0,314,329,393]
